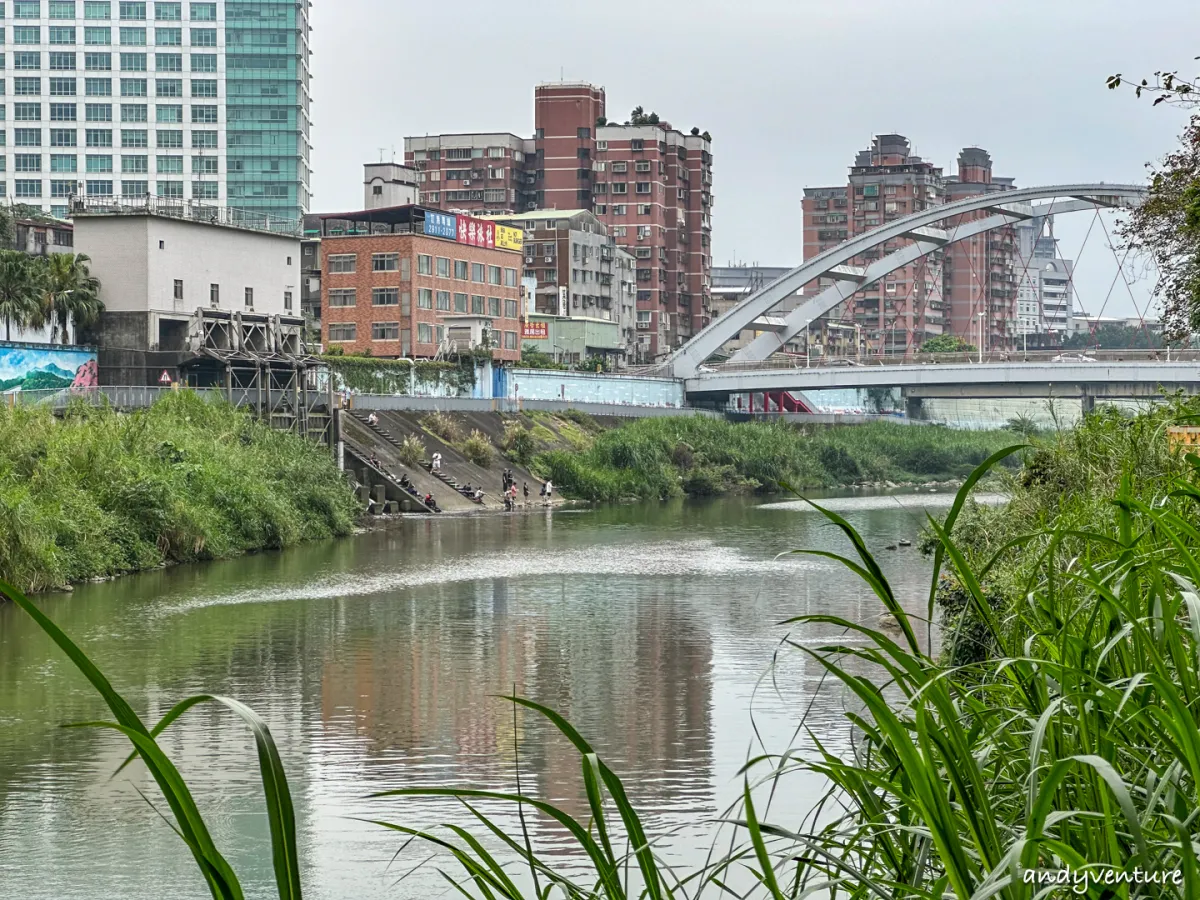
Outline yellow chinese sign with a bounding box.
[494,224,524,252]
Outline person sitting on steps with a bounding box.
[366,412,379,426]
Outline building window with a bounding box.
[470,262,485,283]
[372,287,399,306]
[243,287,254,309]
[416,254,432,275]
[637,204,651,215]
[328,254,356,274]
[454,259,468,280]
[504,331,518,350]
[635,182,650,194]
[417,323,433,344]
[417,288,433,309]
[372,252,399,272]
[436,256,450,278]
[371,322,399,341]
[120,52,147,71]
[173,279,183,300]
[488,297,501,317]
[327,323,356,342]
[453,292,467,313]
[327,288,356,307]
[436,290,450,311]
[504,299,518,318]
[611,182,627,194]
[504,267,517,287]
[471,295,484,314]
[209,283,219,308]
[488,265,501,285]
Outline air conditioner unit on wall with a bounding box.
[463,180,471,186]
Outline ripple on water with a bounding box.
[152,539,832,615]
[757,492,1008,512]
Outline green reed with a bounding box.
[5,406,1200,898]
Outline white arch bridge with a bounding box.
[668,183,1149,381]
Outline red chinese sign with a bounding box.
[456,216,495,249]
[522,322,549,340]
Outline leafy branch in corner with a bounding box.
[1107,61,1199,106]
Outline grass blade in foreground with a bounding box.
[0,578,302,900]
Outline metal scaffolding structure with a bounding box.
[178,309,334,447]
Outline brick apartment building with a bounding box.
[318,207,523,362]
[802,135,1021,354]
[801,135,947,354]
[942,148,1019,351]
[404,82,713,361]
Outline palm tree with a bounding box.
[0,250,43,342]
[38,253,103,345]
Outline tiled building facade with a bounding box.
[319,216,523,363]
[801,135,1021,354]
[404,81,713,361]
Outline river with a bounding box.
[0,492,976,898]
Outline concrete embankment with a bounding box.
[340,410,556,515]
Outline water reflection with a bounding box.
[0,492,948,899]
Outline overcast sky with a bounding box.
[310,0,1198,319]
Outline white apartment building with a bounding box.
[0,0,311,225]
[1015,215,1074,338]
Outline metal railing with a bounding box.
[705,348,1200,373]
[70,195,302,237]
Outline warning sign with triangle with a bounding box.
[159,370,172,385]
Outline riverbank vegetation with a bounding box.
[0,392,359,594]
[531,414,1019,501]
[9,434,1200,897]
[928,398,1196,661]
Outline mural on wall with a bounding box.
[0,343,98,394]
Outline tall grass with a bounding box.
[536,415,1018,502]
[7,408,1200,897]
[0,391,359,593]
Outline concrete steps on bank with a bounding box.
[341,413,477,514]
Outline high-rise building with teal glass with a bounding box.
[0,0,311,226]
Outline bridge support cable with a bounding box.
[1095,212,1159,346]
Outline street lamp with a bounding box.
[977,310,985,364]
[804,318,813,369]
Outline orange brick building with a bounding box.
[318,206,523,361]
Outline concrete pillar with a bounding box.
[905,393,924,420]
[1081,394,1096,415]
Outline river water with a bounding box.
[0,492,971,898]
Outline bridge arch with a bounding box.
[667,183,1147,378]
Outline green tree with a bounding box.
[519,344,567,370]
[36,253,103,345]
[919,334,977,353]
[1061,322,1161,350]
[0,250,44,341]
[1109,60,1200,339]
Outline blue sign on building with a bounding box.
[424,211,457,240]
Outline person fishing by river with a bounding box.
[523,482,529,506]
